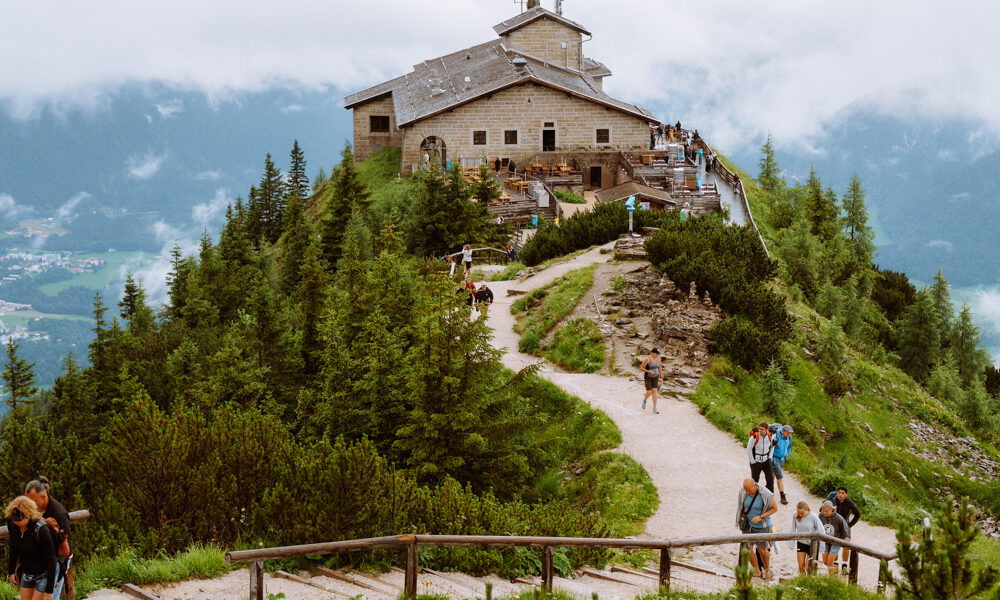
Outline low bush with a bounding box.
[546,317,605,373]
[553,190,587,204]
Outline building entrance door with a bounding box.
[589,166,602,190]
[542,129,556,152]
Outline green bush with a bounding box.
[519,331,541,353]
[553,190,587,204]
[710,317,782,373]
[546,317,605,373]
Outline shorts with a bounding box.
[824,543,842,556]
[796,542,811,554]
[644,375,659,390]
[20,571,49,592]
[744,528,769,548]
[772,456,786,479]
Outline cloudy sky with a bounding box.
[2,0,999,151]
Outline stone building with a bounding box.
[344,2,657,187]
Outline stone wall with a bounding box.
[399,83,650,174]
[351,96,403,164]
[502,19,583,70]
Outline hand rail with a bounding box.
[226,530,896,600]
[0,509,90,540]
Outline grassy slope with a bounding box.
[695,155,1000,539]
[512,264,596,351]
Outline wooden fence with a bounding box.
[0,510,90,600]
[226,531,897,600]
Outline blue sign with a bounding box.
[625,195,636,212]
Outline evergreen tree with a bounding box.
[927,359,964,407]
[165,243,191,318]
[407,165,489,258]
[321,144,369,269]
[470,157,503,204]
[891,498,999,600]
[778,217,823,300]
[815,282,844,321]
[294,241,328,375]
[818,318,849,394]
[841,173,875,265]
[257,153,287,244]
[279,196,315,296]
[343,207,372,262]
[286,140,309,207]
[245,185,263,243]
[758,133,780,193]
[930,269,955,343]
[897,290,942,383]
[760,360,794,415]
[2,338,37,418]
[312,167,327,193]
[951,305,990,388]
[959,381,996,434]
[118,273,154,334]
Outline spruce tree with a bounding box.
[407,165,489,258]
[960,381,996,433]
[119,273,154,334]
[2,338,37,418]
[897,290,942,383]
[321,144,369,270]
[841,173,875,265]
[778,217,822,300]
[930,269,955,344]
[286,140,309,207]
[760,360,794,415]
[257,153,286,244]
[312,167,327,193]
[758,133,780,193]
[951,305,990,388]
[294,241,328,375]
[818,318,848,394]
[279,196,315,296]
[927,359,963,407]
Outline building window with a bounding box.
[369,116,390,132]
[596,128,611,144]
[504,130,518,145]
[473,130,487,145]
[543,121,555,128]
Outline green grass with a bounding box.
[547,317,605,373]
[489,261,526,281]
[554,189,587,204]
[0,582,15,600]
[653,574,887,600]
[75,544,233,597]
[563,452,658,536]
[512,264,595,353]
[0,310,93,327]
[39,251,155,296]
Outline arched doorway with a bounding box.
[420,137,447,170]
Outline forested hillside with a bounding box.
[0,145,655,578]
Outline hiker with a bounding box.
[6,496,58,600]
[819,500,850,576]
[736,479,778,580]
[831,486,861,574]
[746,421,775,492]
[639,348,662,414]
[772,424,794,505]
[25,478,71,600]
[494,157,502,173]
[475,282,493,315]
[788,501,823,574]
[506,244,517,263]
[679,202,691,221]
[445,252,457,276]
[462,244,473,273]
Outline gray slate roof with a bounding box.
[493,6,591,36]
[583,57,612,78]
[595,182,677,206]
[344,40,654,127]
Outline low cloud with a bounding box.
[951,191,971,201]
[192,188,231,228]
[155,98,184,118]
[57,191,90,218]
[969,287,1000,336]
[280,103,304,114]
[195,170,222,181]
[927,239,954,252]
[0,193,34,222]
[937,149,957,161]
[127,150,167,180]
[968,129,997,161]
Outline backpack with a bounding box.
[33,517,70,559]
[826,491,838,504]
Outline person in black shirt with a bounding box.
[833,486,861,572]
[25,477,71,600]
[6,495,57,600]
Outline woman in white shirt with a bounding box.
[789,501,824,574]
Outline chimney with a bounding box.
[555,0,563,15]
[527,0,540,8]
[512,57,528,73]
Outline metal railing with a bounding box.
[226,531,897,600]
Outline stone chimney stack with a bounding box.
[527,0,540,8]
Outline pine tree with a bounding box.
[119,273,154,334]
[257,153,286,244]
[760,360,794,415]
[286,140,309,208]
[321,144,370,269]
[2,338,37,418]
[930,269,955,344]
[891,498,999,600]
[294,241,328,375]
[312,167,327,193]
[778,217,823,300]
[818,319,848,394]
[951,305,990,388]
[407,164,489,258]
[841,173,875,265]
[279,195,315,296]
[897,290,942,383]
[758,133,780,193]
[165,243,191,318]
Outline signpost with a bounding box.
[625,195,636,237]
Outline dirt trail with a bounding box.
[485,242,899,588]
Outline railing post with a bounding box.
[808,539,821,575]
[541,546,554,593]
[877,559,888,596]
[658,547,671,593]
[405,541,419,598]
[249,560,264,600]
[848,548,859,584]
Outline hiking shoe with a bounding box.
[780,492,788,505]
[642,399,647,410]
[653,408,660,414]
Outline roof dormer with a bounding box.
[494,4,590,71]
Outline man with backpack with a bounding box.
[26,478,72,600]
[746,421,775,493]
[772,424,794,505]
[828,486,861,575]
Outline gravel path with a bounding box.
[485,243,899,589]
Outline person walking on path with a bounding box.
[772,424,794,505]
[25,478,71,600]
[747,421,775,492]
[832,486,861,574]
[818,500,850,576]
[736,479,778,580]
[462,244,473,273]
[788,500,823,574]
[475,282,494,316]
[640,348,663,414]
[6,496,58,600]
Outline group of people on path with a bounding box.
[458,275,493,314]
[737,422,862,580]
[5,477,73,600]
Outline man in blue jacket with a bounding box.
[772,424,794,505]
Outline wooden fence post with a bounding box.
[848,549,859,584]
[405,541,419,598]
[249,560,264,600]
[658,547,671,593]
[877,559,888,596]
[808,539,821,575]
[541,546,554,593]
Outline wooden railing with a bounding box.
[226,531,897,600]
[448,247,513,265]
[710,157,771,259]
[0,509,90,539]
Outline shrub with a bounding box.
[553,190,587,204]
[519,331,541,353]
[546,317,605,373]
[710,317,782,373]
